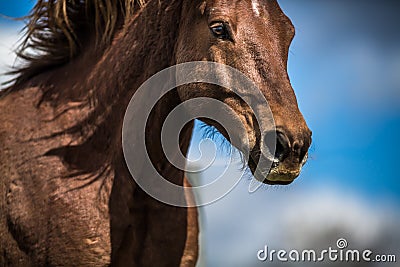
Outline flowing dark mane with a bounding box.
[8,0,145,88]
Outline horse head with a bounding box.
[175,0,312,185]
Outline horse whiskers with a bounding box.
[199,122,232,155]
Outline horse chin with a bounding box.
[247,156,301,185]
[263,168,300,185]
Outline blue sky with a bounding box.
[1,1,400,266]
[279,0,400,200]
[0,1,32,18]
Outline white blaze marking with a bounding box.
[252,0,260,17]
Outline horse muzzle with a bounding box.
[247,128,311,185]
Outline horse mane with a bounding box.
[7,0,146,89]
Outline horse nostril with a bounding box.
[263,130,311,163]
[293,141,302,156]
[275,131,290,161]
[293,140,306,163]
[263,130,290,161]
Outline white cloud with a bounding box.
[0,24,23,88]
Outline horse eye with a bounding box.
[210,22,230,39]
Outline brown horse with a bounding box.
[0,0,311,266]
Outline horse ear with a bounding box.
[198,1,207,15]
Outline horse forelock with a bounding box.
[7,0,147,89]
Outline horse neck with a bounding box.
[42,0,193,178]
